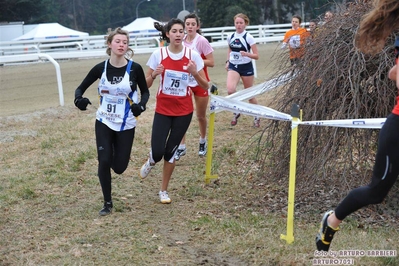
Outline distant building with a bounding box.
[0,22,37,42]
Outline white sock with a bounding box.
[178,144,186,150]
[199,137,206,144]
[149,151,155,164]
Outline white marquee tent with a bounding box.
[13,23,89,41]
[122,17,160,35]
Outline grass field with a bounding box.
[1,43,399,265]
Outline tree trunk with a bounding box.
[273,0,279,23]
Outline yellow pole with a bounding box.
[204,112,218,183]
[280,104,300,244]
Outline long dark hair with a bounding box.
[356,0,399,54]
[154,18,185,43]
[184,13,202,35]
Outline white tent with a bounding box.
[13,23,89,41]
[122,17,160,35]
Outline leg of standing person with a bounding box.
[227,69,241,126]
[316,113,399,251]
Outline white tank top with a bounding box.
[96,60,137,131]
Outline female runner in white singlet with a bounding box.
[225,13,260,127]
[74,28,149,216]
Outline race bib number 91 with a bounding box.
[98,95,126,123]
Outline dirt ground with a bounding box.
[0,43,281,117]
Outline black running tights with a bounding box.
[335,113,399,220]
[95,120,135,203]
[151,112,193,163]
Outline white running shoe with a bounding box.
[198,142,207,156]
[140,159,154,179]
[174,147,187,161]
[159,190,171,204]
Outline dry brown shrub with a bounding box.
[257,1,399,207]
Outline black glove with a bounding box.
[210,84,218,95]
[130,103,146,117]
[74,96,91,111]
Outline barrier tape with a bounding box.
[211,70,386,129]
[300,118,386,129]
[212,71,297,114]
[212,93,387,129]
[210,95,292,121]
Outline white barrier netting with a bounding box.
[210,73,386,129]
[210,95,292,121]
[299,118,386,129]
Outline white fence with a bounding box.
[202,23,292,45]
[0,36,160,57]
[0,23,295,59]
